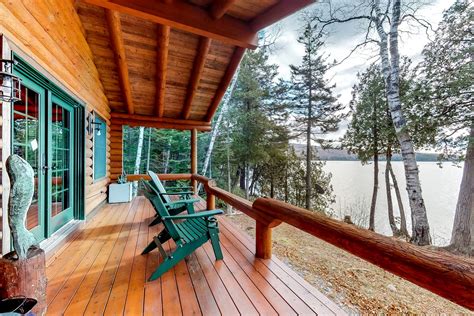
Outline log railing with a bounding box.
[127,173,474,309]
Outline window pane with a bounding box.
[93,115,107,180]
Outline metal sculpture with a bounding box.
[6,154,38,260]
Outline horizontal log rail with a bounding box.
[193,174,474,309]
[126,173,192,182]
[253,198,474,310]
[130,173,473,309]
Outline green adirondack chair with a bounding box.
[142,192,224,281]
[143,171,199,226]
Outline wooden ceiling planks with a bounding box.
[77,0,314,129]
[155,25,170,117]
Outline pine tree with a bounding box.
[288,22,344,211]
[417,0,473,254]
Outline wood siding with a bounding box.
[0,0,111,253]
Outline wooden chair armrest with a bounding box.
[160,191,194,196]
[164,186,193,190]
[164,199,200,207]
[162,210,224,220]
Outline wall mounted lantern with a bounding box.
[86,112,102,136]
[0,59,21,103]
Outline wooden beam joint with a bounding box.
[105,9,135,115]
[182,37,211,120]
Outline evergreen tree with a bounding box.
[288,22,344,211]
[343,64,409,237]
[417,0,473,254]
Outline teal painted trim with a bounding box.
[12,52,86,232]
[12,54,85,108]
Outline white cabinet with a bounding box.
[108,183,132,203]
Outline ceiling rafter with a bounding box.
[210,0,237,19]
[182,37,211,120]
[155,24,170,117]
[205,46,245,122]
[105,9,134,114]
[82,0,258,48]
[250,0,315,31]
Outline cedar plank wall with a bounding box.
[0,0,112,252]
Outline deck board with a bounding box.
[46,196,345,315]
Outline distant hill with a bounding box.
[290,143,439,162]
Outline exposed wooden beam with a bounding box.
[112,118,211,131]
[250,0,316,31]
[111,112,211,126]
[210,0,237,19]
[182,37,211,120]
[105,9,134,114]
[155,24,170,117]
[82,0,258,48]
[205,46,245,122]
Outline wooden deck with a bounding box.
[46,196,345,315]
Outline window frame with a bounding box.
[92,113,107,182]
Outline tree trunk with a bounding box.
[239,165,246,191]
[448,123,474,255]
[369,92,379,231]
[132,126,145,196]
[146,127,151,172]
[389,162,410,238]
[305,109,312,210]
[385,147,400,236]
[374,0,430,245]
[270,174,274,198]
[198,66,241,192]
[163,139,171,174]
[245,164,250,199]
[369,151,379,231]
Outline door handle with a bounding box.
[42,153,49,175]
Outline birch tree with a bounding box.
[132,126,145,196]
[312,0,432,245]
[198,65,241,193]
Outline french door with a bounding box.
[12,79,75,241]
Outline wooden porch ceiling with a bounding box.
[46,196,345,315]
[75,0,314,130]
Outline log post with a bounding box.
[190,128,197,193]
[207,192,216,210]
[255,221,272,259]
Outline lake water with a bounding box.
[323,161,464,246]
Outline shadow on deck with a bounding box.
[46,196,345,315]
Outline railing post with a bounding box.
[206,191,216,210]
[190,128,197,193]
[255,221,272,259]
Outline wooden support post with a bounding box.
[190,128,197,193]
[255,221,272,259]
[207,192,216,210]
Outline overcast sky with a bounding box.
[266,0,455,140]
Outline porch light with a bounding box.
[0,59,21,103]
[86,112,102,136]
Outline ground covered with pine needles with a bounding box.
[226,213,471,315]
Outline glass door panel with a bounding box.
[49,98,74,233]
[12,80,45,241]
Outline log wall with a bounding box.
[0,0,111,253]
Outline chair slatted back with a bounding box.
[148,171,171,203]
